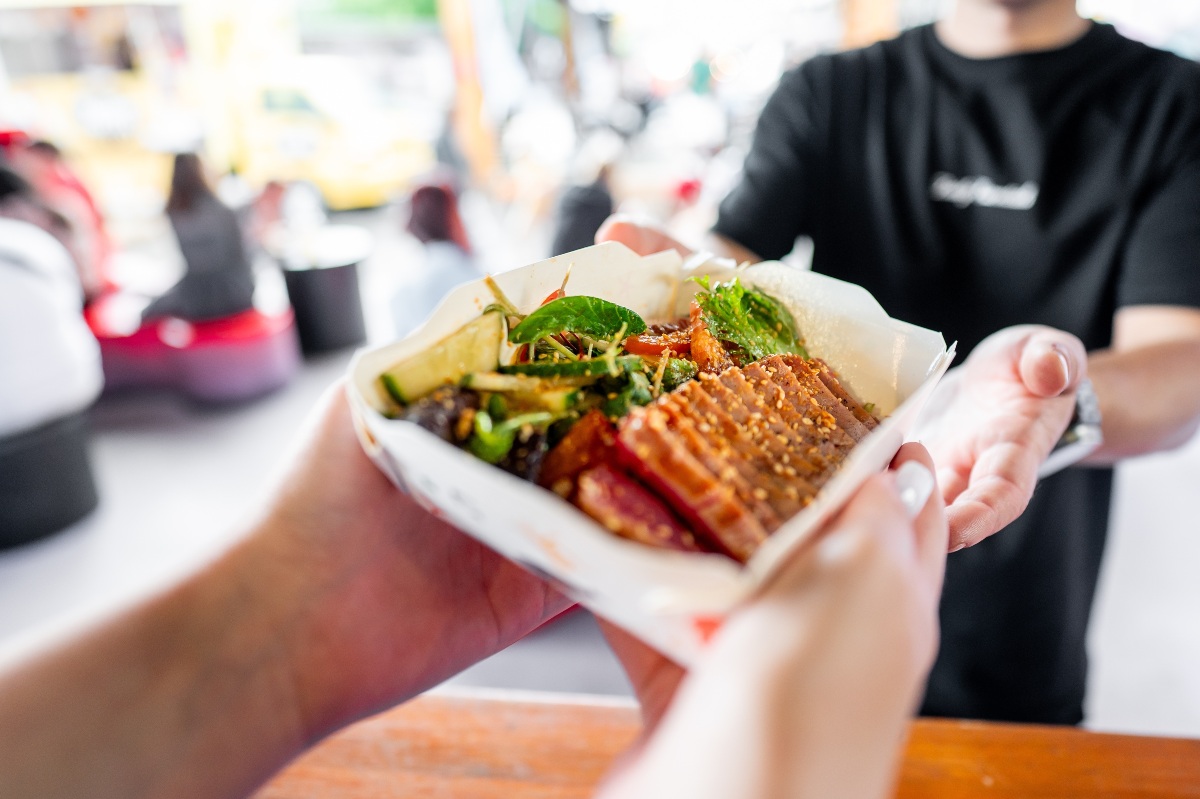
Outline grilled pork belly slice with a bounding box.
[807,357,880,432]
[542,356,876,563]
[658,393,809,522]
[778,355,876,441]
[610,356,873,562]
[655,400,784,533]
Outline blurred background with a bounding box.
[1,0,1199,738]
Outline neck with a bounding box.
[936,1,1090,58]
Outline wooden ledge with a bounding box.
[255,688,1200,798]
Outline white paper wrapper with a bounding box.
[348,242,954,665]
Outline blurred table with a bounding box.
[253,688,1200,799]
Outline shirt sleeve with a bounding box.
[1118,157,1200,310]
[713,60,827,261]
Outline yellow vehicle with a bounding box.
[1,3,438,217]
[0,2,192,228]
[230,56,437,211]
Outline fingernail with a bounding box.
[894,461,935,519]
[1053,348,1071,385]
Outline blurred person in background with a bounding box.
[245,179,287,259]
[6,138,113,301]
[0,383,947,799]
[392,181,479,339]
[601,0,1200,726]
[142,153,256,323]
[548,161,615,257]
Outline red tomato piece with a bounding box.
[623,329,692,357]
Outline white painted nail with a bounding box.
[895,461,935,519]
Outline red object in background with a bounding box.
[2,131,117,297]
[84,293,301,402]
[0,130,31,150]
[673,177,703,206]
[20,145,116,297]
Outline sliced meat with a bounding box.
[656,400,784,532]
[557,354,878,564]
[660,392,812,519]
[742,360,848,463]
[778,355,873,442]
[616,407,767,562]
[809,357,880,431]
[576,463,703,553]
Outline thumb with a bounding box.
[1017,328,1087,398]
[597,619,685,731]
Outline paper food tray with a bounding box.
[348,242,954,665]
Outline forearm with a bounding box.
[1084,337,1200,463]
[0,526,307,799]
[0,385,568,798]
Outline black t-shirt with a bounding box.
[715,23,1200,724]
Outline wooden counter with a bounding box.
[254,688,1200,798]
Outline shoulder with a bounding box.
[776,27,924,102]
[1096,25,1200,93]
[1098,29,1200,157]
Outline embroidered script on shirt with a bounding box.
[929,173,1039,210]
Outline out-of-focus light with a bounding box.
[738,41,786,94]
[711,50,741,82]
[646,42,696,84]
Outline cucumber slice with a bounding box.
[379,311,505,405]
[517,387,580,413]
[462,372,597,392]
[498,355,643,378]
[462,373,582,413]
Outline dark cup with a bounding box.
[0,410,99,549]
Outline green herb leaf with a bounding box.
[508,296,647,344]
[602,372,654,419]
[690,277,806,360]
[661,358,699,391]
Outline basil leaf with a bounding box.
[691,277,806,360]
[508,296,647,344]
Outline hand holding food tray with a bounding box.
[348,242,954,665]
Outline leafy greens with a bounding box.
[690,276,806,360]
[508,296,647,344]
